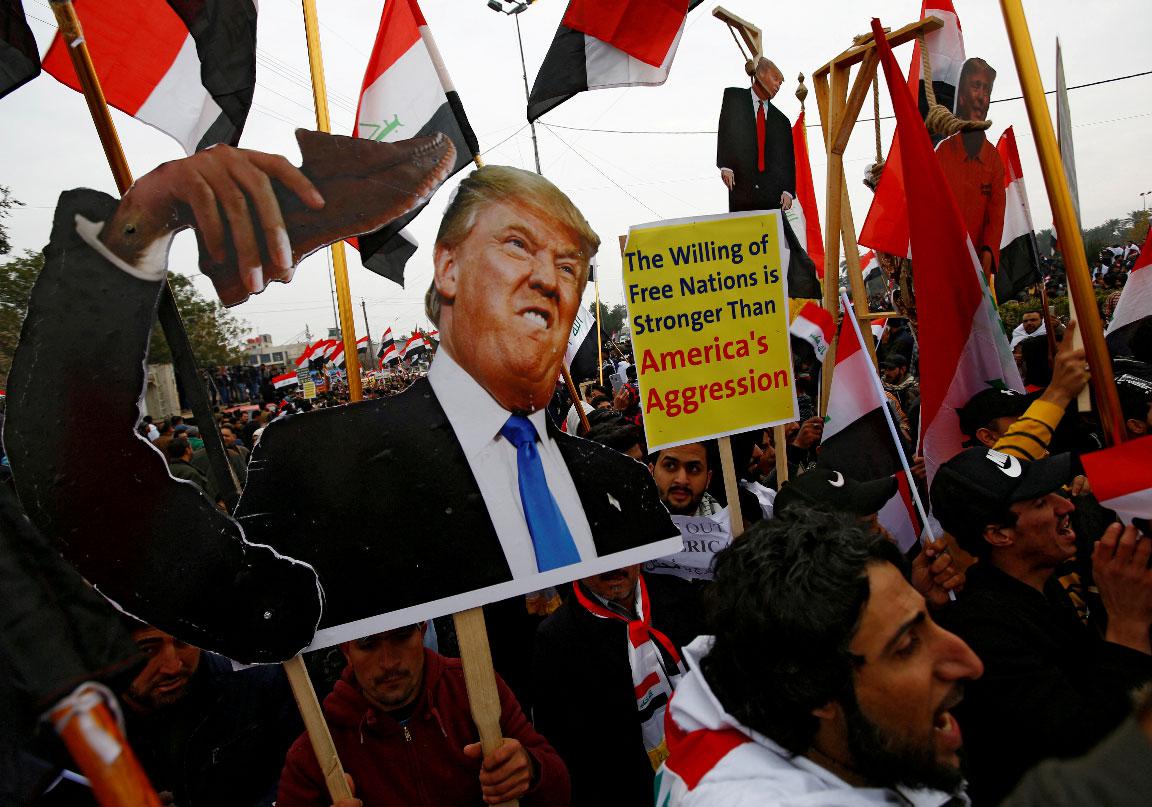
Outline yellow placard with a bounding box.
[623,211,797,451]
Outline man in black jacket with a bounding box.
[532,566,701,804]
[931,448,1152,804]
[120,622,302,806]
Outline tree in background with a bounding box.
[1037,210,1149,267]
[590,301,628,338]
[148,273,248,367]
[0,251,42,383]
[0,186,20,256]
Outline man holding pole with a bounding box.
[278,623,568,806]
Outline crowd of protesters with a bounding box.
[6,140,1150,804]
[15,291,1128,807]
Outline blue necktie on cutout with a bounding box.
[499,415,581,572]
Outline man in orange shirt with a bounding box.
[936,57,1006,282]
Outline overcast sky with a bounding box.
[3,0,1149,345]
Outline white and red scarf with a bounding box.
[573,576,687,769]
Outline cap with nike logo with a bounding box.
[930,448,1073,548]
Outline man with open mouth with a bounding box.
[655,509,984,805]
[932,448,1152,804]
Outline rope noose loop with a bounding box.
[916,30,991,137]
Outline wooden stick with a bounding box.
[818,65,848,415]
[773,424,789,486]
[717,436,744,539]
[48,0,239,500]
[454,608,517,807]
[560,364,591,434]
[595,278,605,386]
[998,0,1124,445]
[283,656,353,802]
[49,687,162,807]
[814,16,943,77]
[301,0,362,404]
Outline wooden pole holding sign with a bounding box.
[717,437,745,540]
[812,17,946,414]
[773,424,789,486]
[454,608,518,807]
[997,0,1124,445]
[283,657,353,801]
[301,0,363,403]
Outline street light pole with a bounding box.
[515,13,542,174]
[488,0,541,174]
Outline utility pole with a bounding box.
[488,0,541,174]
[360,299,374,372]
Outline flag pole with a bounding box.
[998,0,1124,446]
[47,0,240,504]
[301,0,363,405]
[595,279,605,386]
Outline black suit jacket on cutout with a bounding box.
[716,86,795,213]
[236,378,677,630]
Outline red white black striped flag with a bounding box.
[871,15,1021,485]
[351,0,478,286]
[272,372,299,390]
[1081,440,1152,526]
[42,0,256,155]
[527,0,701,122]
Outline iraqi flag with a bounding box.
[871,16,1022,486]
[272,372,299,390]
[527,0,701,122]
[352,0,478,286]
[858,1,964,257]
[821,293,928,550]
[1106,225,1152,356]
[995,127,1042,302]
[789,301,835,364]
[401,333,429,360]
[871,314,889,343]
[0,1,39,100]
[1081,440,1152,526]
[788,109,825,278]
[820,293,907,482]
[378,342,398,369]
[42,0,256,155]
[294,339,329,368]
[565,304,599,381]
[336,336,370,367]
[878,472,924,552]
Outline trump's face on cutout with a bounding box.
[434,199,589,412]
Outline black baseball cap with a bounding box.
[879,353,910,370]
[1116,373,1152,421]
[774,468,898,518]
[931,448,1072,549]
[957,388,1033,438]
